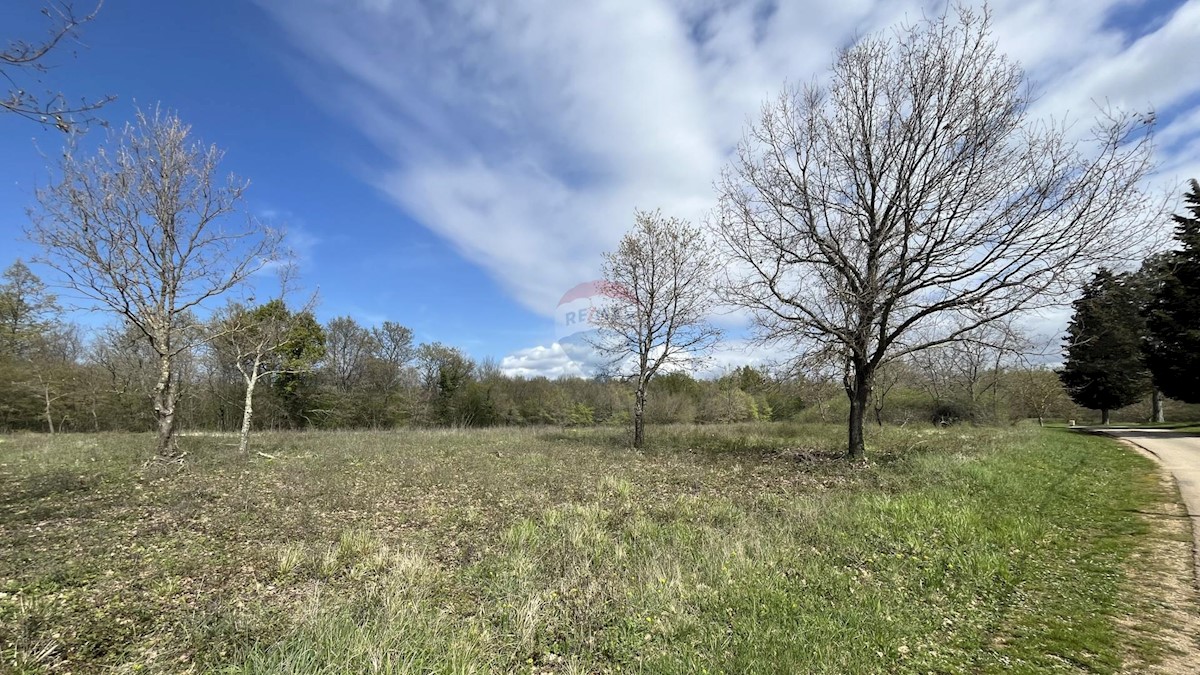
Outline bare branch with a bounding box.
[590,210,722,447]
[713,5,1161,458]
[2,1,114,130]
[27,106,284,454]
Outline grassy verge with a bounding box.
[0,423,1183,673]
[1064,422,1200,433]
[1123,423,1200,433]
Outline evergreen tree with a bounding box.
[1128,253,1173,421]
[1059,269,1151,424]
[1144,179,1200,403]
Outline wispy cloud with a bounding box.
[256,0,1200,377]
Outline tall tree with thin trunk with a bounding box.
[28,107,283,456]
[0,259,79,431]
[591,210,721,448]
[714,6,1158,459]
[215,297,324,454]
[1013,364,1071,427]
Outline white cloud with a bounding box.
[500,341,596,379]
[256,0,1200,369]
[499,335,777,380]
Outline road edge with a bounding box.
[1090,429,1200,588]
[1080,430,1200,672]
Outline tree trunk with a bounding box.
[238,368,260,455]
[1151,388,1165,424]
[43,385,55,434]
[846,364,871,461]
[153,353,178,456]
[632,380,647,449]
[1101,408,1111,425]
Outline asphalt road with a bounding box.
[1099,428,1200,580]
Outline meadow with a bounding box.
[1,423,1196,673]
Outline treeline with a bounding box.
[3,255,1189,434]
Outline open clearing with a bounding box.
[2,423,1199,673]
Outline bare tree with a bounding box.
[324,316,379,392]
[90,321,158,412]
[0,260,59,345]
[1013,362,1071,427]
[715,6,1158,459]
[591,210,721,448]
[908,319,1030,422]
[28,107,283,456]
[372,322,416,374]
[3,1,113,129]
[214,289,324,455]
[369,320,416,392]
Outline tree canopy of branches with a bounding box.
[2,1,112,129]
[1059,269,1151,424]
[591,210,721,448]
[1144,179,1200,403]
[28,108,283,455]
[715,6,1157,459]
[0,260,75,432]
[325,316,378,392]
[907,319,1030,424]
[0,260,60,356]
[416,342,480,426]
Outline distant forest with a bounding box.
[2,256,1195,435]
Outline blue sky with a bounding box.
[2,0,1198,377]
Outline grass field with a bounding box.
[0,423,1192,673]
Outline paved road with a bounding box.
[1099,428,1200,580]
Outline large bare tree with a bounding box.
[3,1,112,129]
[592,210,721,448]
[28,108,283,456]
[715,6,1158,460]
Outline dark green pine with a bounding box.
[1059,269,1151,423]
[1144,180,1200,403]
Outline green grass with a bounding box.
[0,423,1186,673]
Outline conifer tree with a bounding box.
[1059,269,1151,424]
[1144,180,1200,403]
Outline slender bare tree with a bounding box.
[715,6,1159,459]
[3,1,113,129]
[28,107,283,456]
[591,210,721,448]
[214,289,324,455]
